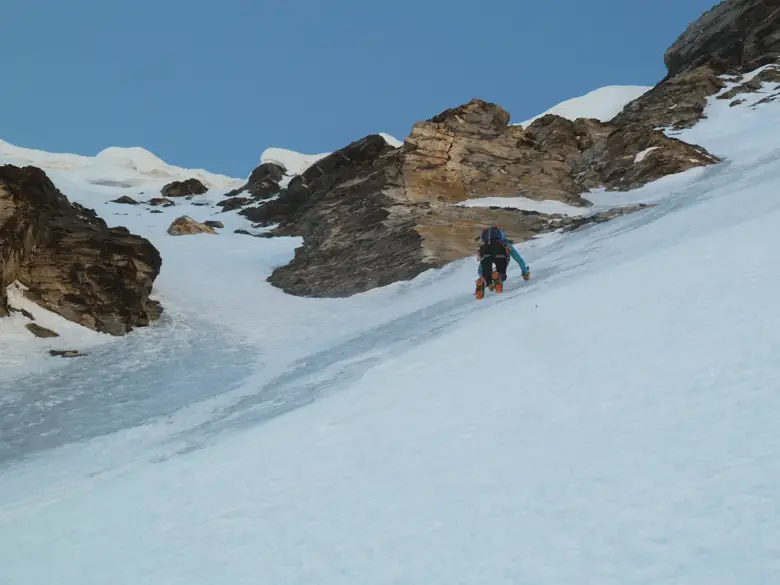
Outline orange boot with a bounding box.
[492,272,503,293]
[474,277,486,300]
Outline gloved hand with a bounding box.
[522,269,531,281]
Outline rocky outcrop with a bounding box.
[161,178,207,198]
[403,100,714,207]
[664,0,780,79]
[615,0,780,130]
[613,66,727,129]
[237,100,710,297]
[0,165,163,335]
[224,162,285,200]
[167,216,218,236]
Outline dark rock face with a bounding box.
[665,0,780,79]
[615,0,780,130]
[0,165,163,335]
[161,178,208,198]
[218,196,251,212]
[225,162,286,200]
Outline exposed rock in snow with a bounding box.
[25,323,59,338]
[204,220,224,229]
[517,85,651,127]
[112,195,140,205]
[161,178,208,198]
[167,216,218,236]
[224,162,286,201]
[0,165,163,335]
[148,197,175,207]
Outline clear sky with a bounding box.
[1,0,715,178]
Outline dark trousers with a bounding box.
[479,243,508,285]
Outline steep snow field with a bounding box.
[518,84,651,127]
[2,71,780,584]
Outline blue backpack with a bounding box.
[481,226,506,245]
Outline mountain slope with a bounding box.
[1,63,780,583]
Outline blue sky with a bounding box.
[1,0,715,177]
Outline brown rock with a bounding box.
[0,165,163,335]
[167,216,218,236]
[26,323,59,338]
[148,197,175,207]
[161,178,208,198]
[49,349,86,358]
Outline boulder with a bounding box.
[148,197,176,207]
[161,178,208,198]
[0,165,163,335]
[167,216,218,236]
[26,323,59,338]
[225,162,286,200]
[111,195,139,205]
[49,349,87,358]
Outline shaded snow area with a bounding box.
[517,85,651,127]
[3,68,780,584]
[457,196,590,216]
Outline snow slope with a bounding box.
[517,85,651,127]
[2,68,780,584]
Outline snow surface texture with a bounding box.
[2,69,780,584]
[517,85,651,127]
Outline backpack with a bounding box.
[480,226,506,245]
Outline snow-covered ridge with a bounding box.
[517,85,652,127]
[0,139,241,191]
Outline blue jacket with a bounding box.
[478,241,529,277]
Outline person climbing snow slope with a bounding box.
[475,225,530,300]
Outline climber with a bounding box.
[475,225,530,299]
